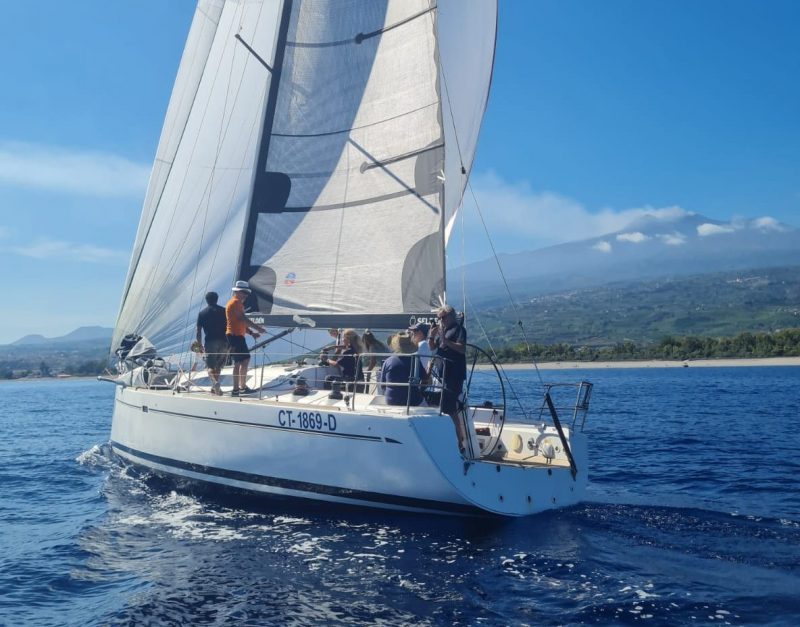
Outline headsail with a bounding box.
[113,0,496,357]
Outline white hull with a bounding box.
[110,382,587,517]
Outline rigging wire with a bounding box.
[466,294,531,420]
[467,180,545,387]
[117,4,226,322]
[137,2,268,358]
[432,6,545,390]
[137,7,242,330]
[179,2,242,353]
[202,2,270,297]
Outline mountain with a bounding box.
[8,326,113,347]
[1,326,114,378]
[461,212,800,304]
[11,334,48,346]
[472,265,800,346]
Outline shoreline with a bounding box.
[486,356,800,370]
[3,357,799,382]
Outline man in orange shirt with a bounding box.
[225,280,265,396]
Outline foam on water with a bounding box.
[1,371,800,625]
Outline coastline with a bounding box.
[488,356,800,370]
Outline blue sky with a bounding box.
[1,0,798,344]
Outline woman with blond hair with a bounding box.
[322,328,363,385]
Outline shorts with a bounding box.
[204,338,228,370]
[440,377,464,414]
[226,334,250,363]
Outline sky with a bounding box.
[0,0,798,344]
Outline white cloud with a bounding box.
[697,223,736,237]
[10,238,128,263]
[658,232,687,246]
[0,140,149,198]
[616,231,650,243]
[751,216,785,232]
[470,171,691,246]
[592,241,612,253]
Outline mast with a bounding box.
[236,0,293,291]
[113,1,497,354]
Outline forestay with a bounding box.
[113,0,496,357]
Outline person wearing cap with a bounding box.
[377,333,424,407]
[428,304,467,451]
[225,280,265,396]
[195,291,227,395]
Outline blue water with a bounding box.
[1,367,799,626]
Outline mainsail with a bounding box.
[113,0,496,357]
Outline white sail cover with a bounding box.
[113,0,496,356]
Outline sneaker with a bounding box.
[231,388,240,397]
[240,386,255,395]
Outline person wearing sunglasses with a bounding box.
[428,305,468,452]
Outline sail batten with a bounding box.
[113,0,496,358]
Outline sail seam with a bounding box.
[236,0,294,282]
[282,6,436,49]
[137,5,244,332]
[179,4,245,354]
[273,188,437,214]
[116,6,224,323]
[271,102,438,138]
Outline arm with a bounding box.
[418,357,431,385]
[427,326,438,350]
[195,323,203,348]
[246,319,266,337]
[232,308,264,337]
[440,334,466,355]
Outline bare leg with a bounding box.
[450,412,467,453]
[238,357,250,390]
[208,368,221,394]
[207,368,218,386]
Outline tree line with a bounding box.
[487,328,800,363]
[0,359,107,380]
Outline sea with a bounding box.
[1,366,799,626]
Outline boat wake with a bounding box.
[69,440,800,625]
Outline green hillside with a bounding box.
[472,266,800,347]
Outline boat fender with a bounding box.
[541,443,556,461]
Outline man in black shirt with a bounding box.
[195,291,228,395]
[428,305,467,452]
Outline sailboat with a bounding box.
[105,0,593,516]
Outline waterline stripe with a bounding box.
[110,441,482,515]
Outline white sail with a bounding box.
[113,0,496,357]
[437,0,497,238]
[113,0,284,354]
